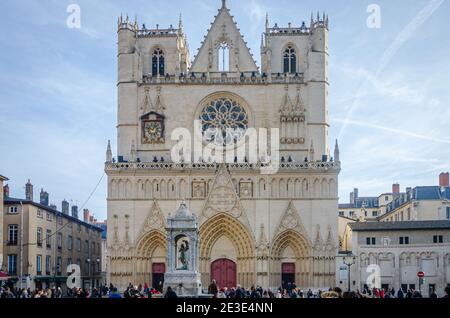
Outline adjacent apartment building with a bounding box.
[2,180,102,293]
[340,221,450,297]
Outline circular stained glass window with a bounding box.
[200,97,248,146]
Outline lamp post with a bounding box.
[86,258,91,290]
[343,255,356,292]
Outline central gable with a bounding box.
[190,1,258,74]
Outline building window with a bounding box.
[68,235,73,250]
[68,258,72,267]
[407,208,411,220]
[57,233,62,250]
[399,236,410,245]
[283,46,297,74]
[7,254,17,275]
[56,257,62,275]
[77,224,81,233]
[77,238,81,252]
[37,228,42,247]
[385,196,389,201]
[433,235,443,244]
[36,255,42,275]
[57,216,63,225]
[7,225,18,245]
[366,237,376,245]
[446,207,450,219]
[46,230,52,249]
[8,206,18,214]
[152,48,165,76]
[46,212,52,221]
[349,211,355,218]
[85,240,90,254]
[92,242,95,255]
[218,42,230,72]
[339,211,344,216]
[45,255,51,275]
[37,209,43,218]
[372,211,378,217]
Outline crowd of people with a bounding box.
[1,281,449,299]
[198,280,450,299]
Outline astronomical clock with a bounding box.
[141,111,165,144]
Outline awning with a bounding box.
[0,272,10,280]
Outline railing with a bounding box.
[141,72,305,85]
[106,161,340,172]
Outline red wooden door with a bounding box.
[152,263,166,291]
[281,263,296,289]
[211,259,237,289]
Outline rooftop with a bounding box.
[0,175,8,181]
[350,220,450,232]
[4,197,102,232]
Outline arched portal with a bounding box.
[270,230,311,288]
[134,230,167,288]
[199,213,255,288]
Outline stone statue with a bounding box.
[178,240,189,270]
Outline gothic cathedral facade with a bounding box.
[106,1,340,291]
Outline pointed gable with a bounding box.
[199,164,253,235]
[190,1,258,73]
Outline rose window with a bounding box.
[200,97,248,146]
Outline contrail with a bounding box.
[338,0,445,141]
[335,118,450,144]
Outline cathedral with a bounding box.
[106,0,340,291]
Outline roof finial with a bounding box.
[265,13,269,30]
[222,0,227,9]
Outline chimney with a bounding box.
[3,184,10,198]
[83,209,91,223]
[40,188,49,206]
[62,199,70,215]
[392,183,400,194]
[439,172,449,187]
[71,205,79,219]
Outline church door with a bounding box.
[211,259,237,289]
[281,263,296,290]
[152,263,165,292]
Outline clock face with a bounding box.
[143,121,163,143]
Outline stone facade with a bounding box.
[107,1,339,291]
[337,221,450,297]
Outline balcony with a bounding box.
[141,72,305,86]
[106,161,340,173]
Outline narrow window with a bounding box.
[152,48,165,76]
[218,42,230,72]
[283,46,297,74]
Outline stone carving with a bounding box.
[239,181,253,198]
[138,201,166,239]
[273,201,307,239]
[192,181,206,199]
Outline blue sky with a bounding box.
[0,0,449,221]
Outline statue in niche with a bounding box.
[178,239,189,270]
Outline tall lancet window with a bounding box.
[283,46,296,74]
[218,42,230,72]
[152,48,165,76]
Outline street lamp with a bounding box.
[86,258,91,290]
[343,255,356,292]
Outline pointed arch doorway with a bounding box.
[211,259,237,289]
